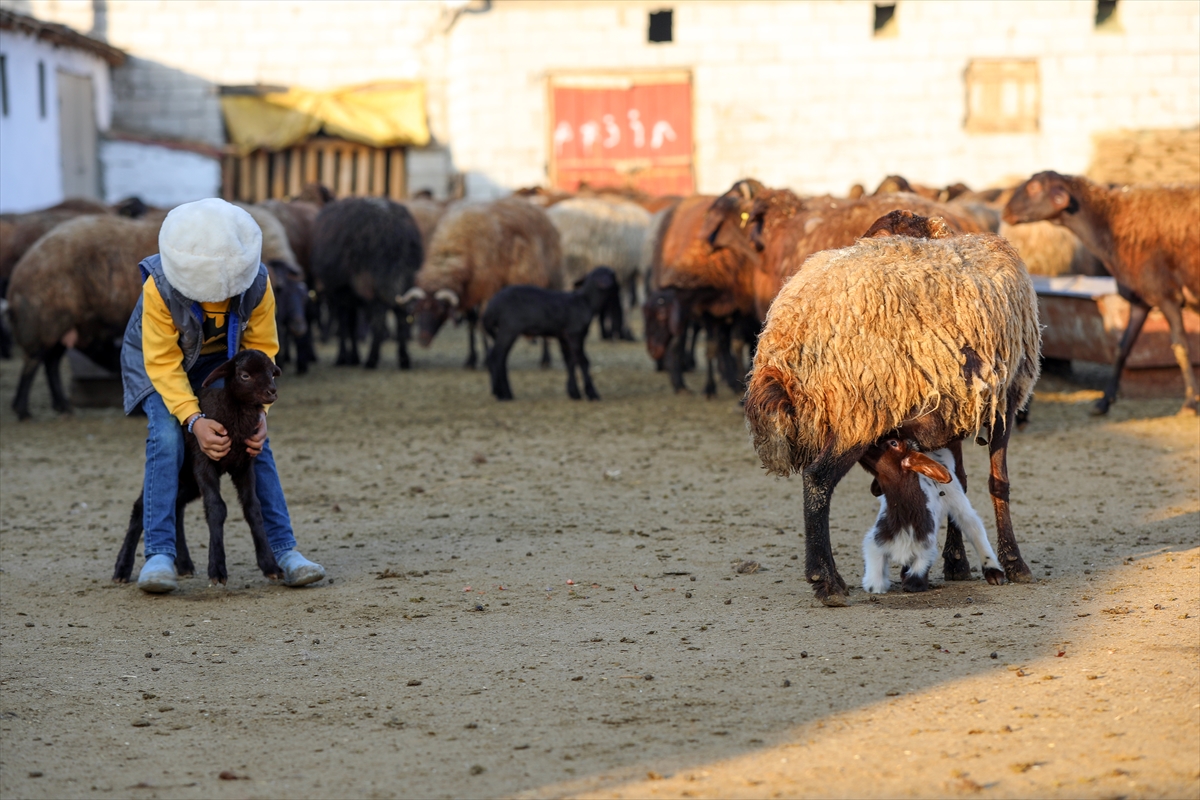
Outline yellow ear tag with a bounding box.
[740,211,749,228]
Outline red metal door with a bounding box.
[549,75,693,196]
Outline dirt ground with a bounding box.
[1,323,1197,800]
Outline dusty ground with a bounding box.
[1,323,1197,800]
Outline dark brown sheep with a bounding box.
[1003,171,1200,414]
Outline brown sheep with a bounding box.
[744,226,1041,606]
[1003,171,1200,414]
[7,216,159,419]
[705,190,987,321]
[647,188,758,395]
[400,198,563,368]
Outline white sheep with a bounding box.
[546,197,650,339]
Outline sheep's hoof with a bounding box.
[1179,397,1199,416]
[1003,559,1035,583]
[942,550,972,581]
[814,583,849,607]
[901,573,931,593]
[1090,396,1112,416]
[983,567,1006,585]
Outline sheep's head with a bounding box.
[642,289,681,362]
[397,287,459,346]
[862,210,953,240]
[1002,171,1078,225]
[201,349,281,407]
[859,437,952,498]
[702,179,767,258]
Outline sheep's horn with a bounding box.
[397,287,427,304]
[434,289,460,308]
[737,181,754,200]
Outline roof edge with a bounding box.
[0,7,126,66]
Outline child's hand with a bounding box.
[193,417,230,460]
[245,413,267,457]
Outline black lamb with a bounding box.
[113,349,284,585]
[482,266,619,401]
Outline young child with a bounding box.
[121,198,324,593]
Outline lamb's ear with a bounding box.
[201,357,237,388]
[272,363,282,378]
[870,479,884,497]
[901,453,952,484]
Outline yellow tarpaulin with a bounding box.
[220,82,429,153]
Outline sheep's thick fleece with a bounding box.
[417,198,563,308]
[748,233,1041,476]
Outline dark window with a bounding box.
[38,60,45,118]
[1095,0,1120,30]
[0,55,8,117]
[648,9,673,43]
[873,4,897,37]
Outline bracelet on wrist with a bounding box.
[187,413,206,434]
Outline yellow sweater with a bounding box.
[141,277,279,424]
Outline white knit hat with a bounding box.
[158,198,263,303]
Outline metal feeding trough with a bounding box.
[68,348,124,408]
[1034,275,1200,397]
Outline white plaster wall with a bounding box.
[100,139,220,206]
[0,25,112,211]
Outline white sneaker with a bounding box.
[137,554,178,593]
[276,550,325,587]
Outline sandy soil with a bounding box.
[1,323,1197,800]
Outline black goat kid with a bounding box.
[113,350,284,585]
[482,267,619,401]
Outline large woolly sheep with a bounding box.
[744,226,1041,606]
[311,197,424,370]
[546,196,651,334]
[1003,171,1200,415]
[401,198,563,368]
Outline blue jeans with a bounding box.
[141,352,296,560]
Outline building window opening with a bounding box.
[873,4,898,38]
[648,9,673,43]
[37,60,46,118]
[0,55,8,117]
[1095,0,1121,31]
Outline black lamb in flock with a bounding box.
[482,266,620,401]
[113,349,284,586]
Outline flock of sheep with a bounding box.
[1,168,1196,605]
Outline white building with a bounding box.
[0,8,122,212]
[2,0,1197,205]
